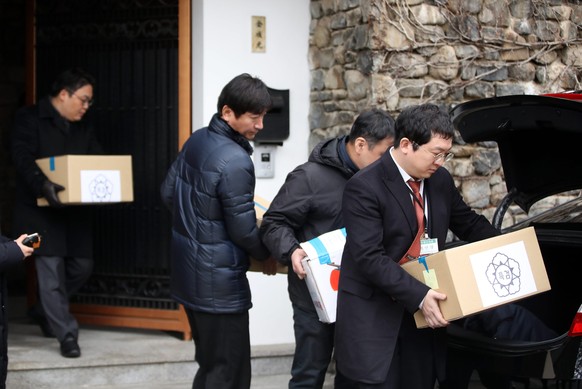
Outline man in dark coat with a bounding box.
[334,104,500,389]
[260,109,395,388]
[0,233,33,389]
[11,68,102,358]
[163,73,272,389]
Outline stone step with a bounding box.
[77,374,301,389]
[6,318,499,388]
[7,319,294,388]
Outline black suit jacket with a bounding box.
[334,151,499,384]
[11,97,103,258]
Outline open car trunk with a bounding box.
[446,217,582,381]
[446,95,582,383]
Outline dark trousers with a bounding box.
[35,255,93,342]
[335,313,440,389]
[185,308,251,389]
[290,303,335,388]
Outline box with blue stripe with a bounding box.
[248,195,288,274]
[35,155,133,206]
[300,228,346,323]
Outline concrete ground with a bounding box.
[5,311,547,389]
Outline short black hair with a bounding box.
[49,68,96,97]
[394,104,454,149]
[348,108,395,149]
[216,73,272,117]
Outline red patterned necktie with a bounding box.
[402,179,425,263]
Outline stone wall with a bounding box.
[308,0,582,228]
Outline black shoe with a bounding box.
[27,306,56,338]
[60,336,81,358]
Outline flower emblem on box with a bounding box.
[486,253,521,297]
[89,174,114,202]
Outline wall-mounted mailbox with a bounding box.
[255,87,289,144]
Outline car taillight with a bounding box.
[568,304,582,337]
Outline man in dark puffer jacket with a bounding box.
[260,109,395,388]
[163,73,272,389]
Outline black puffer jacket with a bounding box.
[168,114,269,314]
[260,136,355,312]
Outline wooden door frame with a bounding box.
[178,0,192,149]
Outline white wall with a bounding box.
[192,0,311,345]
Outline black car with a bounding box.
[445,94,582,388]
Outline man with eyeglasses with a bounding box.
[260,108,395,389]
[334,103,499,389]
[11,68,102,358]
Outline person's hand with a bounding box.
[41,180,65,208]
[420,289,449,329]
[262,256,278,276]
[290,247,308,280]
[15,234,34,258]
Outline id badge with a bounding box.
[420,237,438,255]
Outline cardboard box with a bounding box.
[248,195,288,274]
[254,195,270,225]
[36,155,133,206]
[301,228,346,323]
[402,227,551,328]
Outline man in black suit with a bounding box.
[334,104,499,389]
[11,68,102,358]
[260,108,395,388]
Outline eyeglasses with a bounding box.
[412,141,454,163]
[72,93,94,107]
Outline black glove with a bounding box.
[41,180,65,208]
